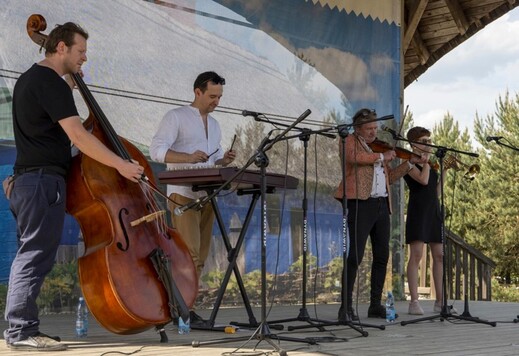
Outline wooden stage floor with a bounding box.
[2,300,519,355]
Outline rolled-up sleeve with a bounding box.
[149,111,179,163]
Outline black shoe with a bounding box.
[8,333,67,351]
[347,308,359,322]
[367,304,399,319]
[338,306,359,322]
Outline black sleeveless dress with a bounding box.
[404,165,442,244]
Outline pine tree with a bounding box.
[471,92,519,283]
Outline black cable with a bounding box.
[0,70,330,128]
[266,139,289,318]
[311,134,320,319]
[352,136,362,322]
[99,346,146,356]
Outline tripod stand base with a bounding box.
[191,322,316,355]
[269,307,329,332]
[230,320,284,330]
[287,310,385,336]
[401,310,496,327]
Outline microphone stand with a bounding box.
[487,137,519,323]
[491,137,519,152]
[192,110,318,354]
[394,136,496,327]
[289,123,384,335]
[248,114,337,330]
[265,126,336,331]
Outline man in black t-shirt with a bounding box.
[4,22,144,352]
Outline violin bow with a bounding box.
[392,104,409,150]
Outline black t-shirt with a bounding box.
[12,64,79,172]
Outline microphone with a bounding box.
[377,114,395,121]
[242,110,263,118]
[381,125,401,138]
[486,136,503,142]
[174,198,202,216]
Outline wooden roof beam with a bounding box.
[411,29,430,65]
[444,0,470,35]
[403,0,429,53]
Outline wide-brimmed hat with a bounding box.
[352,108,377,124]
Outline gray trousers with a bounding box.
[3,171,66,343]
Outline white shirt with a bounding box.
[370,154,388,198]
[149,105,224,199]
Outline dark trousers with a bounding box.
[342,197,390,309]
[4,171,66,343]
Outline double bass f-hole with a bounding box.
[117,208,131,251]
[118,204,167,251]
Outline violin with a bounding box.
[428,160,440,171]
[368,139,421,160]
[368,139,439,170]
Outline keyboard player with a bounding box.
[149,71,236,325]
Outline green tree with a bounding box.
[471,92,519,283]
[431,112,478,238]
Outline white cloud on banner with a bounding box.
[301,46,377,101]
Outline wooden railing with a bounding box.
[411,229,496,301]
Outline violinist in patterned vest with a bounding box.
[334,108,426,321]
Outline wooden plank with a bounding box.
[419,12,454,27]
[411,29,431,64]
[445,0,470,34]
[2,302,518,355]
[477,260,483,300]
[419,25,460,39]
[403,0,429,52]
[470,256,476,299]
[455,245,461,299]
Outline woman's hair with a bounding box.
[407,126,431,142]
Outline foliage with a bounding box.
[491,279,519,302]
[322,256,343,291]
[288,253,317,273]
[0,261,80,316]
[37,261,78,313]
[201,269,240,300]
[470,93,519,282]
[243,269,274,301]
[0,283,7,318]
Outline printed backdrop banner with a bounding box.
[214,0,402,120]
[0,0,402,281]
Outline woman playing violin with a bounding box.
[334,108,426,321]
[404,127,444,315]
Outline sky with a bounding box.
[404,8,519,137]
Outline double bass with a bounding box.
[26,15,198,337]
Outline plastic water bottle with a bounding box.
[76,296,89,337]
[178,315,190,335]
[385,291,396,323]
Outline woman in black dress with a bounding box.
[404,127,443,315]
